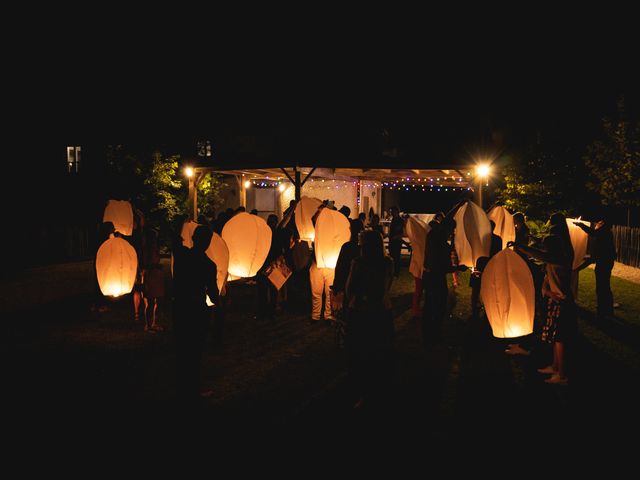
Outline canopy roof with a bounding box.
[207,166,474,188]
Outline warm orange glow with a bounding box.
[185,167,194,178]
[278,183,286,192]
[481,249,535,338]
[244,180,251,189]
[295,197,322,242]
[476,163,491,178]
[96,237,138,297]
[222,212,272,278]
[314,208,350,268]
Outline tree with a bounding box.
[495,140,581,220]
[583,97,640,218]
[144,151,184,222]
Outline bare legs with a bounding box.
[143,297,162,332]
[133,290,142,321]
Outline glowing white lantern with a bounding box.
[411,213,435,226]
[103,200,133,236]
[205,232,229,294]
[314,208,350,268]
[295,197,322,242]
[170,221,200,277]
[180,221,200,249]
[567,218,589,270]
[488,205,516,249]
[480,249,535,338]
[222,212,272,278]
[406,216,429,279]
[96,236,138,297]
[454,201,492,268]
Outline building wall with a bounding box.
[278,179,359,220]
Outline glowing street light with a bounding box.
[244,180,251,189]
[475,163,492,209]
[476,163,491,178]
[185,166,194,178]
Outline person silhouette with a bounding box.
[172,224,219,405]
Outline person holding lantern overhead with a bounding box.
[308,201,338,325]
[511,212,575,386]
[172,224,219,406]
[421,199,467,347]
[573,215,617,317]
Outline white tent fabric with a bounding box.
[454,201,492,268]
[103,200,134,236]
[295,197,322,242]
[405,216,429,279]
[222,212,272,278]
[96,236,138,297]
[314,208,350,269]
[488,206,516,249]
[480,249,535,338]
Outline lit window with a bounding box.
[67,146,81,173]
[197,140,212,157]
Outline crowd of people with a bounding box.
[92,195,619,409]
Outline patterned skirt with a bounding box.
[541,297,577,344]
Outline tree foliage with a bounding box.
[495,144,579,220]
[583,97,640,208]
[103,147,227,247]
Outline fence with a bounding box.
[613,225,640,268]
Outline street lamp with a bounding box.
[185,166,198,220]
[475,163,491,209]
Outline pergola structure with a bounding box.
[186,163,478,220]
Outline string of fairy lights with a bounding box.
[244,175,474,191]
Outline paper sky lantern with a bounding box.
[103,200,133,236]
[454,201,492,268]
[206,232,229,294]
[96,236,138,297]
[406,216,429,279]
[180,221,200,249]
[411,213,435,226]
[480,249,535,338]
[567,218,589,270]
[314,208,351,268]
[170,221,200,277]
[222,212,272,278]
[488,206,515,249]
[295,197,322,242]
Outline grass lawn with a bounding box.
[577,268,640,328]
[576,268,640,372]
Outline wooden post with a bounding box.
[294,166,301,201]
[188,175,197,220]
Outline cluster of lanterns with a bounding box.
[97,195,586,343]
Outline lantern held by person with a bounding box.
[295,197,322,242]
[480,249,535,338]
[180,220,200,249]
[405,216,429,279]
[314,208,350,269]
[454,201,492,268]
[206,232,230,295]
[222,212,272,278]
[103,200,134,236]
[567,218,589,270]
[96,236,138,297]
[488,205,516,249]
